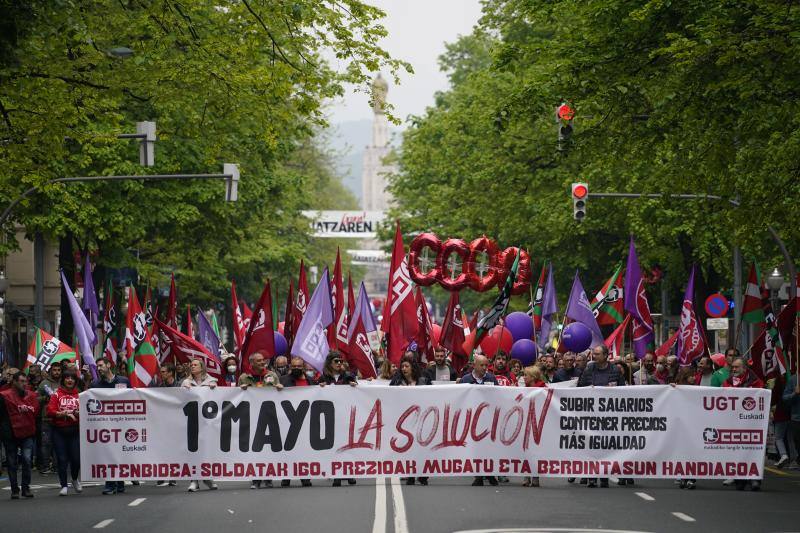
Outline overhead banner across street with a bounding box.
[80,385,769,481]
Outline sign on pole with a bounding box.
[302,211,386,238]
[704,293,730,318]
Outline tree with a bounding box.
[389,0,800,315]
[0,0,408,312]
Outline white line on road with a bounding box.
[372,478,386,533]
[672,512,696,522]
[93,519,115,529]
[634,492,655,501]
[128,498,146,507]
[390,477,409,533]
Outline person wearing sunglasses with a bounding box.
[319,352,357,486]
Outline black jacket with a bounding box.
[577,362,624,387]
[552,367,582,383]
[389,373,432,386]
[423,364,457,382]
[280,373,318,387]
[320,371,357,385]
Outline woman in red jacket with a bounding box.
[46,371,81,496]
[723,358,764,491]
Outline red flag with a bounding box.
[439,290,467,371]
[676,266,706,366]
[231,280,247,353]
[241,279,276,374]
[166,273,178,330]
[383,222,418,364]
[242,301,253,323]
[283,280,295,346]
[604,314,631,360]
[414,287,435,363]
[742,263,765,325]
[655,328,680,357]
[347,311,378,379]
[347,273,355,318]
[125,287,159,387]
[185,304,194,338]
[329,249,346,350]
[156,319,224,381]
[334,265,350,354]
[293,260,309,338]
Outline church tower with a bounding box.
[361,74,395,211]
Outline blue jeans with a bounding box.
[3,437,34,492]
[52,426,80,488]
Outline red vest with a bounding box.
[0,387,40,439]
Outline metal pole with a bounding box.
[34,231,44,328]
[733,245,743,352]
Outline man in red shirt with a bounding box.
[279,356,317,487]
[0,372,41,499]
[491,351,517,386]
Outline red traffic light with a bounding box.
[572,183,588,199]
[557,103,575,121]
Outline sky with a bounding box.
[326,0,484,125]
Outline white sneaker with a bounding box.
[722,478,735,486]
[776,455,790,468]
[187,481,199,492]
[156,481,168,487]
[203,480,218,490]
[72,479,82,493]
[59,487,68,496]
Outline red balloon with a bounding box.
[462,331,476,355]
[430,323,442,347]
[408,233,442,286]
[437,238,470,291]
[495,247,532,295]
[464,236,500,292]
[479,326,514,357]
[278,321,285,334]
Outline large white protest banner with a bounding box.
[80,384,769,481]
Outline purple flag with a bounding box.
[676,265,706,366]
[196,309,222,360]
[623,236,654,358]
[60,270,98,380]
[565,271,604,348]
[291,268,334,372]
[82,254,99,347]
[347,282,378,341]
[538,263,558,348]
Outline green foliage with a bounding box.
[390,0,800,312]
[0,0,408,307]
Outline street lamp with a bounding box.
[767,267,784,312]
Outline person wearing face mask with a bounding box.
[272,355,289,378]
[278,356,316,488]
[220,356,238,386]
[654,355,670,384]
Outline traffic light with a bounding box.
[572,182,588,221]
[556,103,575,151]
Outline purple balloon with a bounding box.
[504,311,534,342]
[562,322,592,353]
[510,338,538,366]
[274,331,288,356]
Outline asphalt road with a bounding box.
[1,468,799,533]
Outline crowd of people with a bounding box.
[1,341,796,498]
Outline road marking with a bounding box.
[672,512,696,522]
[766,466,796,477]
[93,519,115,529]
[634,492,655,501]
[390,477,409,533]
[128,498,146,507]
[372,478,386,533]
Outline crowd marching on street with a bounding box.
[2,338,797,499]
